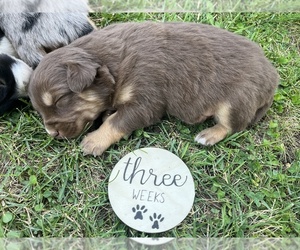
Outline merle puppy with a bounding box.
[0,0,95,115]
[28,22,279,156]
[0,0,95,68]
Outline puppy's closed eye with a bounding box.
[55,94,73,108]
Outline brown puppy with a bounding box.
[28,22,279,156]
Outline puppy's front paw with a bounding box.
[195,124,230,146]
[80,112,126,156]
[81,133,105,156]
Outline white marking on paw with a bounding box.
[195,136,207,145]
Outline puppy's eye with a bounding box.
[55,94,71,108]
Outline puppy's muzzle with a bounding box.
[44,121,92,139]
[45,127,61,138]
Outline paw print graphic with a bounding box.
[149,213,164,229]
[132,205,148,220]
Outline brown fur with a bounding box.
[28,22,279,156]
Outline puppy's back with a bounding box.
[29,22,279,153]
[80,22,278,130]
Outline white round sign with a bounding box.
[108,148,195,233]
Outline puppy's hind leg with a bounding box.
[250,98,273,125]
[195,103,233,146]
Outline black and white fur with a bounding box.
[0,29,18,57]
[0,0,95,115]
[0,29,32,115]
[0,0,95,68]
[0,52,32,115]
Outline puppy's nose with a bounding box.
[46,128,59,138]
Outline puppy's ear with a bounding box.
[66,61,98,93]
[96,65,115,86]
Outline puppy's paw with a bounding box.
[195,130,218,146]
[195,125,230,146]
[80,112,126,156]
[81,133,105,156]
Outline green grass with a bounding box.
[89,0,300,12]
[0,12,299,238]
